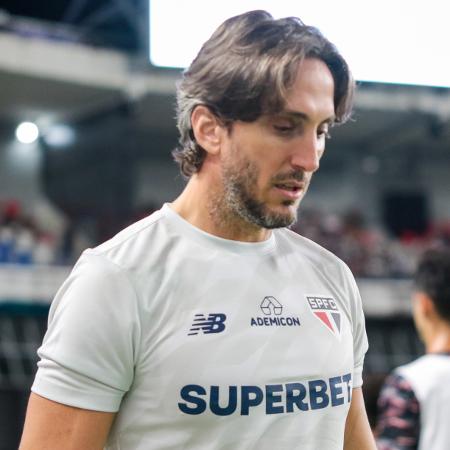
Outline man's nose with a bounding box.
[290,133,321,173]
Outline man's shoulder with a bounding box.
[396,354,450,380]
[392,354,450,402]
[276,227,350,273]
[394,356,427,381]
[85,207,168,269]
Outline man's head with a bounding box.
[412,248,450,342]
[173,10,354,178]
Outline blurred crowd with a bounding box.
[2,198,450,278]
[0,199,155,267]
[0,200,58,265]
[294,208,450,278]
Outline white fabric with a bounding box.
[396,354,450,450]
[32,204,368,450]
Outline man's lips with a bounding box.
[273,181,305,199]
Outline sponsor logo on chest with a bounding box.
[178,373,352,416]
[250,296,301,327]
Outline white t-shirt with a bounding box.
[32,204,368,450]
[397,354,450,450]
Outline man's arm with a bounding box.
[344,387,377,450]
[375,373,420,450]
[19,393,116,450]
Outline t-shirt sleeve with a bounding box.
[375,373,420,450]
[32,251,141,412]
[344,264,369,389]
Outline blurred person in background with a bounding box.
[376,248,450,449]
[20,10,375,450]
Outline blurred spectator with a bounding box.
[295,207,450,278]
[1,197,449,273]
[375,248,450,449]
[0,199,57,265]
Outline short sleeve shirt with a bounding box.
[33,204,369,450]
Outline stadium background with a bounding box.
[0,1,449,448]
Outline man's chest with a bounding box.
[132,260,355,417]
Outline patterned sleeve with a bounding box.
[375,373,420,450]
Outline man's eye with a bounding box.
[273,125,295,134]
[318,128,331,139]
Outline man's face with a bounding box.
[219,58,336,229]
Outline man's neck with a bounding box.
[171,174,271,243]
[425,323,450,353]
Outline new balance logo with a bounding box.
[188,313,227,336]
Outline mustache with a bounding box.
[271,171,306,184]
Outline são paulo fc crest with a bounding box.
[307,296,341,337]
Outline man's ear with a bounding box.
[190,105,225,156]
[414,291,435,319]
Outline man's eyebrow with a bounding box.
[280,110,336,124]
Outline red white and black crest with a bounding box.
[306,296,341,337]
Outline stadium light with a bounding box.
[43,124,75,148]
[15,122,39,144]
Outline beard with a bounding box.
[220,157,304,230]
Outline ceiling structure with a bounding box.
[1,29,449,153]
[0,0,449,148]
[0,0,147,52]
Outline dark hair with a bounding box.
[414,248,450,322]
[173,10,355,177]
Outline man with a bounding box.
[20,10,375,449]
[376,248,450,450]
